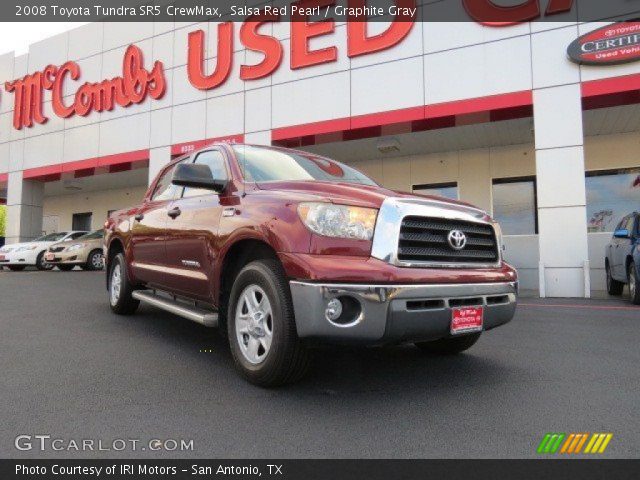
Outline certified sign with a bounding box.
[567,22,640,66]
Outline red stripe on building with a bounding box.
[171,134,245,156]
[581,73,640,110]
[272,90,534,146]
[23,150,150,182]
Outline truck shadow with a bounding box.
[119,303,518,398]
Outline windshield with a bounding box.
[78,230,104,241]
[34,232,69,242]
[233,145,377,187]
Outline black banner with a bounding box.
[2,460,640,480]
[3,0,640,23]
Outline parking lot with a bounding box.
[0,269,638,458]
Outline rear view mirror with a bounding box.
[613,228,630,239]
[172,163,227,193]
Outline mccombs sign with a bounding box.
[1,3,416,131]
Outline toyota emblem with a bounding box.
[447,230,467,250]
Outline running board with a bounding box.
[132,290,218,327]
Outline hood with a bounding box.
[255,180,487,214]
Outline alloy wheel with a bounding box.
[235,284,273,365]
[110,263,122,306]
[92,252,104,269]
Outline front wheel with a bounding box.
[85,249,104,271]
[629,262,640,305]
[228,259,309,387]
[108,253,139,315]
[415,332,481,355]
[606,263,624,296]
[36,251,54,271]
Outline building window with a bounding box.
[492,177,538,235]
[586,168,640,233]
[413,182,458,200]
[72,212,92,231]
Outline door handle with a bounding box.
[167,207,182,219]
[134,213,144,221]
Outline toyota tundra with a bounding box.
[104,143,517,386]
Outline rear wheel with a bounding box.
[228,259,309,387]
[108,253,139,315]
[629,262,640,305]
[57,264,75,271]
[36,251,53,271]
[415,332,481,355]
[606,262,624,296]
[85,249,104,271]
[8,265,26,272]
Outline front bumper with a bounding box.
[0,251,39,265]
[45,249,88,264]
[290,281,517,345]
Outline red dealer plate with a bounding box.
[44,253,55,261]
[0,255,5,260]
[451,307,483,335]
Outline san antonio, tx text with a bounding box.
[16,463,283,476]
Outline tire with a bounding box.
[8,265,26,272]
[415,332,481,355]
[36,251,54,271]
[629,262,640,305]
[108,253,139,315]
[606,262,624,296]
[57,264,75,271]
[227,259,309,387]
[85,249,104,271]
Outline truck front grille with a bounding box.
[397,216,499,265]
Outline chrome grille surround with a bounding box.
[371,197,502,269]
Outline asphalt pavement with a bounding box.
[0,269,638,458]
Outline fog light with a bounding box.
[325,298,343,321]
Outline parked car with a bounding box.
[0,231,88,271]
[45,229,105,271]
[605,212,640,304]
[104,144,518,386]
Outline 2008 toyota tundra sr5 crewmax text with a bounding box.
[104,143,518,387]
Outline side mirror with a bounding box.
[613,228,630,239]
[172,163,227,193]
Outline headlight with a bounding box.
[65,243,84,252]
[297,202,377,241]
[16,245,38,252]
[492,221,504,255]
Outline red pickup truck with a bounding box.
[104,143,517,386]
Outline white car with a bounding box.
[0,231,88,271]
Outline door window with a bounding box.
[183,150,228,198]
[151,163,180,201]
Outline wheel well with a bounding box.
[626,255,635,273]
[106,239,124,278]
[218,239,280,327]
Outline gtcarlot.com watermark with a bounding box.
[15,435,194,452]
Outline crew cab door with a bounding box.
[163,149,230,301]
[129,161,181,287]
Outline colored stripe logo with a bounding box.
[537,433,613,454]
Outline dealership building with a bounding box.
[1,9,639,298]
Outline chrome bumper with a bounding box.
[289,281,517,344]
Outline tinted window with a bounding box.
[78,230,104,240]
[35,232,69,242]
[152,164,179,201]
[492,178,537,235]
[183,150,228,198]
[233,145,377,186]
[69,232,88,240]
[586,169,640,233]
[413,183,458,200]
